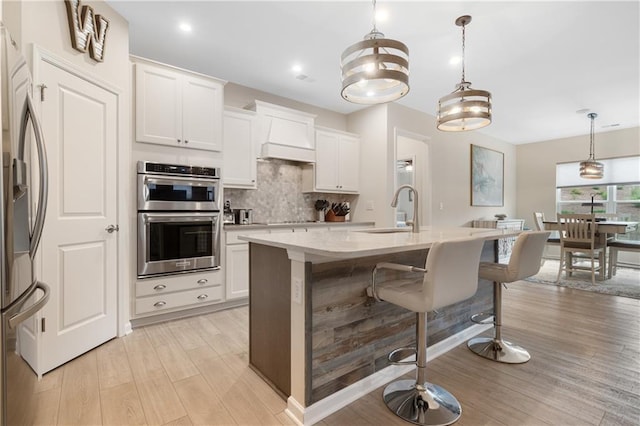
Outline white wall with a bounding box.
[349,102,517,228]
[346,104,389,225]
[225,82,347,131]
[516,126,640,229]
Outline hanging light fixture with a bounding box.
[437,15,491,132]
[340,0,409,104]
[579,112,604,179]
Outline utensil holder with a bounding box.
[325,210,345,222]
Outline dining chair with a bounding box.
[533,212,560,263]
[556,213,606,285]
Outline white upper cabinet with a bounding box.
[303,127,360,193]
[223,107,257,189]
[134,59,225,151]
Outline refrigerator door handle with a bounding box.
[8,281,50,329]
[18,91,49,258]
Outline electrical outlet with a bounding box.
[293,278,302,304]
[439,202,444,211]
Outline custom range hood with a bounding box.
[247,100,317,163]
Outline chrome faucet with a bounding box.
[391,184,420,233]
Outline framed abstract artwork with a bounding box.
[471,144,504,206]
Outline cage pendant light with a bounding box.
[340,0,409,104]
[579,112,604,179]
[437,15,492,132]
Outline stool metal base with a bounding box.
[383,379,461,426]
[467,337,530,364]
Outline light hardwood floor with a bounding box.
[30,281,639,425]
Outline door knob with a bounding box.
[105,224,119,233]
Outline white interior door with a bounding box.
[36,58,118,374]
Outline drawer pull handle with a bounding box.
[197,294,208,301]
[153,284,166,290]
[197,279,208,285]
[153,301,166,308]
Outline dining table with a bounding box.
[543,219,639,280]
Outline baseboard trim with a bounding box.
[286,323,492,425]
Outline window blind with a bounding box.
[556,155,640,188]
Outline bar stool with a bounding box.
[467,231,550,364]
[368,237,485,426]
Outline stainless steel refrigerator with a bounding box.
[1,24,50,425]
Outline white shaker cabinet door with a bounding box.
[182,75,223,151]
[314,129,340,191]
[225,244,249,300]
[338,134,360,192]
[135,62,182,146]
[223,108,257,188]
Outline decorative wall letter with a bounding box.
[64,0,110,62]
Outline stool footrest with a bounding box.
[388,347,417,365]
[470,312,494,325]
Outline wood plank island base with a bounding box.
[240,226,521,425]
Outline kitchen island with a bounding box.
[240,226,521,425]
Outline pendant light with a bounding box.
[340,0,409,104]
[437,15,491,132]
[579,112,604,179]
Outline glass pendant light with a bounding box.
[437,15,492,132]
[340,0,409,104]
[579,112,604,179]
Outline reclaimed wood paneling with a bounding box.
[308,242,495,403]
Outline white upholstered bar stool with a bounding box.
[368,237,485,426]
[467,231,550,364]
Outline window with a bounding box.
[556,156,640,241]
[556,184,640,240]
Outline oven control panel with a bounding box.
[138,161,219,179]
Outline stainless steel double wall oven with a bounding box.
[137,161,221,278]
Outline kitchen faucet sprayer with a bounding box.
[391,184,420,233]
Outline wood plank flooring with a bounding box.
[30,280,639,425]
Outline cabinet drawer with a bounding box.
[135,285,223,315]
[136,269,222,297]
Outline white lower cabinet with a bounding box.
[225,244,250,299]
[224,229,269,300]
[135,269,223,316]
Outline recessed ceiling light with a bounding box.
[179,22,192,33]
[291,64,302,73]
[449,56,461,65]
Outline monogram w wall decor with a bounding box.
[64,0,109,62]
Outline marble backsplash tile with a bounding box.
[223,159,357,223]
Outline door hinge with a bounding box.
[37,84,47,102]
[41,317,46,332]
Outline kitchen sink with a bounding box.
[357,228,412,234]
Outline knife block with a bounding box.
[325,210,345,222]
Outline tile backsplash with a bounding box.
[224,159,357,224]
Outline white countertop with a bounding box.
[239,226,522,260]
[223,221,374,231]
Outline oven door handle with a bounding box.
[143,175,219,187]
[141,213,218,224]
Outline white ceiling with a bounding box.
[108,1,640,145]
